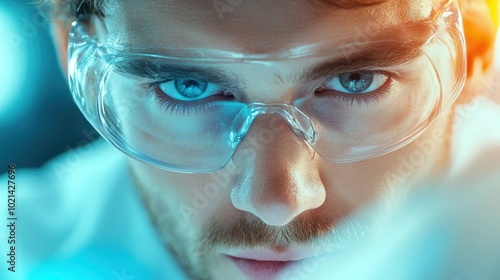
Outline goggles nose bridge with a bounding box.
[228,102,317,149]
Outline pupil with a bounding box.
[350,73,362,82]
[185,80,199,87]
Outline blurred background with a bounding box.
[0,0,93,174]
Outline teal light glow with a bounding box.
[0,3,29,125]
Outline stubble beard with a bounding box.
[130,168,214,280]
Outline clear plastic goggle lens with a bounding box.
[68,2,466,173]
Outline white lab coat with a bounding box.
[0,140,188,279]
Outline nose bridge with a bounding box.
[230,113,326,226]
[228,103,316,151]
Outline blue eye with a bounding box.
[174,79,208,98]
[157,79,226,101]
[322,72,389,94]
[151,79,235,114]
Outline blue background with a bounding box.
[0,0,94,174]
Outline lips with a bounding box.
[225,247,324,280]
[229,256,294,280]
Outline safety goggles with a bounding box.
[68,0,466,173]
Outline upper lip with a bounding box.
[225,245,341,262]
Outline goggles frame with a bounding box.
[68,0,467,173]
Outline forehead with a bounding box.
[101,0,433,52]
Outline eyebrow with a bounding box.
[298,21,435,84]
[113,21,435,89]
[113,59,245,88]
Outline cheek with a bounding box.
[319,115,450,208]
[130,161,236,228]
[319,159,399,210]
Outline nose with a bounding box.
[230,115,326,226]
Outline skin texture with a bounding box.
[50,0,497,279]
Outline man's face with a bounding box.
[100,0,452,279]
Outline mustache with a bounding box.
[199,214,371,250]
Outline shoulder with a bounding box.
[1,140,185,279]
[13,139,129,230]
